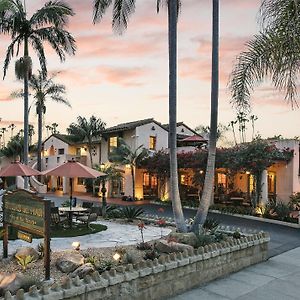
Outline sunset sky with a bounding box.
[0,0,299,144]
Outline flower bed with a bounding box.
[2,230,270,300]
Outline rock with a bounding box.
[56,252,84,273]
[155,239,194,253]
[15,247,39,262]
[168,232,198,247]
[71,263,95,278]
[0,273,25,296]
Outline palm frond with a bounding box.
[30,0,75,28]
[93,0,113,23]
[33,27,76,60]
[3,35,20,78]
[112,0,136,35]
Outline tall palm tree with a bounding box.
[28,124,34,146]
[51,122,59,134]
[192,0,219,230]
[67,116,106,168]
[109,138,148,200]
[93,0,187,232]
[0,0,76,187]
[0,127,7,147]
[12,71,70,171]
[229,0,300,112]
[45,124,52,137]
[8,123,16,138]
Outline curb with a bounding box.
[150,201,300,229]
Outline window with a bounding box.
[109,136,118,153]
[149,136,156,150]
[143,173,150,186]
[76,148,81,156]
[45,158,48,164]
[180,174,187,185]
[58,148,64,155]
[57,157,60,163]
[77,178,85,185]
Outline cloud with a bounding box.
[96,65,149,87]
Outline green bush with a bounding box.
[121,206,144,221]
[203,218,220,231]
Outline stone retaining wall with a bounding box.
[2,232,270,300]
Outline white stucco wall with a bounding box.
[274,139,300,200]
[176,124,195,136]
[135,122,168,151]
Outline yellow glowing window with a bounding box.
[143,173,150,186]
[109,137,118,153]
[181,174,188,185]
[149,136,156,150]
[217,173,227,186]
[249,175,254,193]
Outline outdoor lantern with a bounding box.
[113,252,121,261]
[72,241,80,251]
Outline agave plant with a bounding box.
[15,255,34,271]
[121,206,144,222]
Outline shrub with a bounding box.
[263,200,291,221]
[144,249,160,260]
[106,205,123,219]
[203,218,220,232]
[121,206,144,221]
[137,242,152,250]
[95,259,113,273]
[84,255,98,266]
[15,255,34,271]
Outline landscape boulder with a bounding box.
[70,263,95,278]
[155,239,194,253]
[168,232,199,247]
[56,252,84,273]
[0,273,25,296]
[15,247,39,261]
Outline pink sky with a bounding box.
[0,0,300,144]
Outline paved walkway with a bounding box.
[171,246,300,300]
[3,220,171,255]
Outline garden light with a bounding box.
[72,241,80,251]
[113,252,121,261]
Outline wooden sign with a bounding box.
[17,231,32,243]
[2,190,51,280]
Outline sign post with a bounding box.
[3,190,51,280]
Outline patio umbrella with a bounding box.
[42,160,106,208]
[0,161,41,177]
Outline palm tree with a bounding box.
[0,0,76,187]
[0,128,7,147]
[93,0,187,232]
[191,0,219,230]
[12,71,70,171]
[250,115,258,141]
[45,125,52,137]
[95,163,123,217]
[8,123,16,138]
[109,138,148,200]
[51,122,59,134]
[229,120,238,145]
[28,124,34,146]
[229,0,300,112]
[67,116,106,168]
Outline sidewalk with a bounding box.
[171,247,300,300]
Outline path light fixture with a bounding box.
[113,252,121,262]
[72,241,80,251]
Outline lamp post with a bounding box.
[100,163,107,218]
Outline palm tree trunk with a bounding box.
[131,165,135,200]
[37,104,43,171]
[23,37,29,189]
[168,0,187,233]
[191,0,219,231]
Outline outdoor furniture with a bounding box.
[76,212,98,228]
[50,207,68,227]
[59,207,88,228]
[230,197,245,206]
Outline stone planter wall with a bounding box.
[3,232,270,300]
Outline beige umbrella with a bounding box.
[42,160,106,208]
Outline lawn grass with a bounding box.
[0,224,107,240]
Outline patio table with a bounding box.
[59,207,88,228]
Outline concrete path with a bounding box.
[170,247,300,300]
[2,220,171,255]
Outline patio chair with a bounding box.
[76,212,98,229]
[50,207,68,227]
